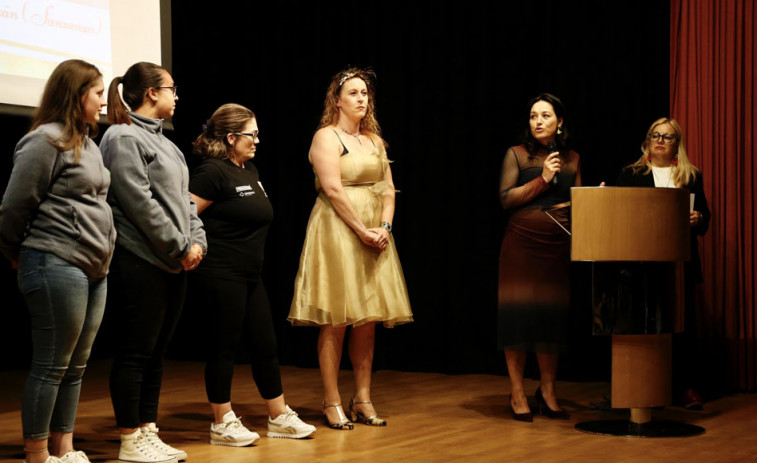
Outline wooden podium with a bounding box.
[571,187,704,437]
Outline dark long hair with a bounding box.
[521,93,569,158]
[31,59,102,163]
[107,62,167,124]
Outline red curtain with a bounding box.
[670,0,756,391]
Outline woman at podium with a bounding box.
[617,117,710,409]
[498,93,581,421]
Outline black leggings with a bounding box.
[108,245,186,428]
[192,275,283,403]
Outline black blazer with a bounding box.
[616,166,711,283]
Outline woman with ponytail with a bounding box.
[188,104,315,447]
[99,62,206,463]
[0,59,114,463]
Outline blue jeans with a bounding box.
[18,248,107,440]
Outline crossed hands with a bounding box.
[181,244,204,271]
[359,228,390,252]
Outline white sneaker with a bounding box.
[210,410,260,447]
[141,424,188,461]
[24,457,63,463]
[60,450,91,462]
[268,405,316,439]
[118,429,177,463]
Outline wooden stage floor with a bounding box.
[0,360,755,463]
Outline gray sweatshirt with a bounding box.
[0,123,116,278]
[100,112,206,273]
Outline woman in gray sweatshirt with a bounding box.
[0,59,114,463]
[99,62,206,463]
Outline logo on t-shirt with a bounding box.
[236,185,255,197]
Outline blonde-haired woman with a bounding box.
[619,118,703,193]
[189,104,315,446]
[0,59,114,463]
[289,68,413,430]
[617,117,710,409]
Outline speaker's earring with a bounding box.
[557,126,563,135]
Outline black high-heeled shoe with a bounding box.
[535,387,570,419]
[509,395,533,422]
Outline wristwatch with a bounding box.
[380,221,392,232]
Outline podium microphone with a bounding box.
[547,142,559,185]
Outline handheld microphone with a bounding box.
[547,142,559,185]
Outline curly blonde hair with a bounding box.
[318,67,382,137]
[629,117,699,187]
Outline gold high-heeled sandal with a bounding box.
[349,396,387,426]
[322,402,354,430]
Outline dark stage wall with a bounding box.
[0,1,669,381]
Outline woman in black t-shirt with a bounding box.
[189,104,316,446]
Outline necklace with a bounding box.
[339,125,362,145]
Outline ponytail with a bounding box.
[107,76,131,125]
[107,62,167,125]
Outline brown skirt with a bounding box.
[497,206,571,353]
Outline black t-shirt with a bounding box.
[189,158,273,281]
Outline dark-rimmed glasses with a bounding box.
[649,132,677,144]
[156,86,178,97]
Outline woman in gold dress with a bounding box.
[289,68,413,430]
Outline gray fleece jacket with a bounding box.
[0,123,115,278]
[100,112,206,273]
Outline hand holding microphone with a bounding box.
[543,142,561,185]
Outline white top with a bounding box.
[651,166,674,188]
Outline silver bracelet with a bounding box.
[380,221,392,232]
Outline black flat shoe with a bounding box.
[510,395,533,422]
[535,387,570,419]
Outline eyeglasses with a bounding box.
[649,132,677,144]
[234,131,259,140]
[156,86,178,97]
